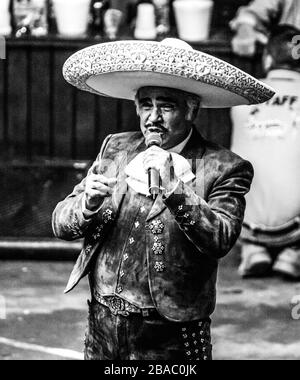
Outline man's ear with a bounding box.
[185,104,200,122]
[135,101,140,116]
[263,53,273,74]
[185,108,195,122]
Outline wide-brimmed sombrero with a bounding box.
[63,38,275,108]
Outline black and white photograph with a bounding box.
[0,0,300,363]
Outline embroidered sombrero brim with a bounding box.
[63,39,275,108]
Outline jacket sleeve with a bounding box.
[52,134,112,241]
[163,160,254,260]
[230,0,283,33]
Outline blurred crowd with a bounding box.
[230,0,300,281]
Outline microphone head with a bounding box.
[145,131,163,147]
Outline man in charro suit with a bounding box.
[52,38,274,360]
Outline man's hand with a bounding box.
[143,146,178,192]
[85,174,117,211]
[232,24,267,57]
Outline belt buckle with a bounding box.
[109,296,126,316]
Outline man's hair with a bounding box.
[265,25,300,71]
[185,93,201,121]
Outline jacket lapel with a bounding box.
[146,193,166,222]
[146,128,207,222]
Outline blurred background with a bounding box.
[0,0,300,360]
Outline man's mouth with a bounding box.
[146,125,166,134]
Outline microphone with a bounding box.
[145,131,163,198]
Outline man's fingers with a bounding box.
[147,145,162,152]
[143,159,162,173]
[105,177,118,187]
[88,174,117,186]
[86,187,113,201]
[90,182,114,193]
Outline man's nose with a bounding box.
[149,107,162,123]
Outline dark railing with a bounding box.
[0,36,140,162]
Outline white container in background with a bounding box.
[173,0,214,42]
[0,0,12,36]
[52,0,91,37]
[134,3,157,40]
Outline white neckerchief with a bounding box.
[125,129,195,196]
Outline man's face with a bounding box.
[136,87,193,149]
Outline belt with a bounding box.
[93,291,159,318]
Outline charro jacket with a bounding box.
[52,129,254,322]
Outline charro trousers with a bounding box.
[84,299,212,361]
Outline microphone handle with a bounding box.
[148,168,161,198]
[146,132,163,198]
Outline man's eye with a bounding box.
[162,104,175,111]
[142,104,152,110]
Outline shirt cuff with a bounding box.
[81,195,102,220]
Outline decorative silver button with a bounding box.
[154,261,166,273]
[178,205,183,211]
[152,241,165,255]
[85,245,92,254]
[140,206,146,213]
[149,219,164,234]
[129,237,135,245]
[116,286,123,294]
[123,253,129,261]
[103,209,113,224]
[92,232,101,240]
[120,270,125,278]
[135,221,140,229]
